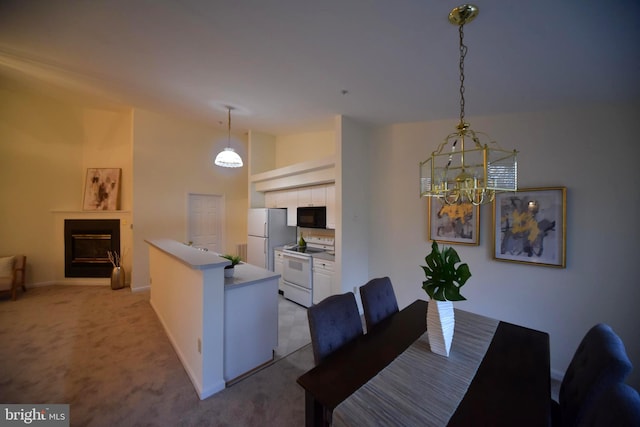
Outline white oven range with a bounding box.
[281,237,334,308]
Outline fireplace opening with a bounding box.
[65,219,120,278]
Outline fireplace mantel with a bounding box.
[51,210,131,214]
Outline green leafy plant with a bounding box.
[421,241,471,301]
[221,254,242,267]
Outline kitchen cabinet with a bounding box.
[298,185,326,207]
[313,258,334,304]
[274,249,284,292]
[265,191,277,208]
[265,189,290,208]
[265,189,297,225]
[284,190,297,226]
[265,183,334,227]
[325,184,336,229]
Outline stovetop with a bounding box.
[285,246,326,254]
[283,236,335,256]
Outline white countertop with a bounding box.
[145,238,230,270]
[224,262,280,288]
[146,238,280,287]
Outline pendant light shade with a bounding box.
[214,106,243,168]
[419,5,517,205]
[214,147,243,168]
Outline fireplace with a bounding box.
[64,219,120,278]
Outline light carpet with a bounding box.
[0,285,314,426]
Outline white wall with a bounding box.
[367,102,640,387]
[275,130,334,168]
[336,116,370,308]
[132,109,248,291]
[0,78,134,284]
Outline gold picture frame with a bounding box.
[493,187,566,268]
[428,198,480,246]
[82,168,121,211]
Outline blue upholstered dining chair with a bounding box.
[360,276,399,332]
[576,382,640,427]
[307,292,363,365]
[552,323,633,427]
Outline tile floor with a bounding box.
[274,293,311,359]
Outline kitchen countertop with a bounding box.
[146,238,229,269]
[146,239,279,288]
[225,262,280,288]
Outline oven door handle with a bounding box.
[283,252,311,262]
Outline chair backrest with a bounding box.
[559,323,633,427]
[360,276,399,332]
[577,383,640,427]
[307,292,363,365]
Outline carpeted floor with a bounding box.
[0,285,314,426]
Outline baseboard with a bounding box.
[131,285,150,293]
[199,381,226,400]
[149,299,225,400]
[27,281,58,288]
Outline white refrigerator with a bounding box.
[247,208,295,271]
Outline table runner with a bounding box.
[332,308,499,427]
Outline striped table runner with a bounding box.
[332,308,499,427]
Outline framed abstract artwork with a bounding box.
[493,187,566,267]
[82,168,121,211]
[428,198,480,245]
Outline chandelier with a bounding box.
[214,106,243,168]
[420,4,517,205]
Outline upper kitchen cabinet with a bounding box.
[297,184,327,207]
[325,184,336,229]
[265,189,287,208]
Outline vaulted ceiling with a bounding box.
[1,0,638,134]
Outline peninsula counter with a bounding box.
[146,239,279,399]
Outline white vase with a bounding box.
[427,300,455,357]
[224,267,234,278]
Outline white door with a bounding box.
[188,194,223,253]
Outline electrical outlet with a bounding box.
[197,338,202,354]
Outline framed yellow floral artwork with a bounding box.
[493,187,566,267]
[428,198,479,246]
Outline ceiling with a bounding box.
[0,0,638,135]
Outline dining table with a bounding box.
[296,299,551,427]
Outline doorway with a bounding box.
[188,194,224,253]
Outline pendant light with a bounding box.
[420,4,517,205]
[214,106,243,168]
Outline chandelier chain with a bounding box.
[458,24,467,125]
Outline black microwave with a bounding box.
[297,206,326,229]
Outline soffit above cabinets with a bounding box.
[251,156,335,192]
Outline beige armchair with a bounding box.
[0,255,26,300]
